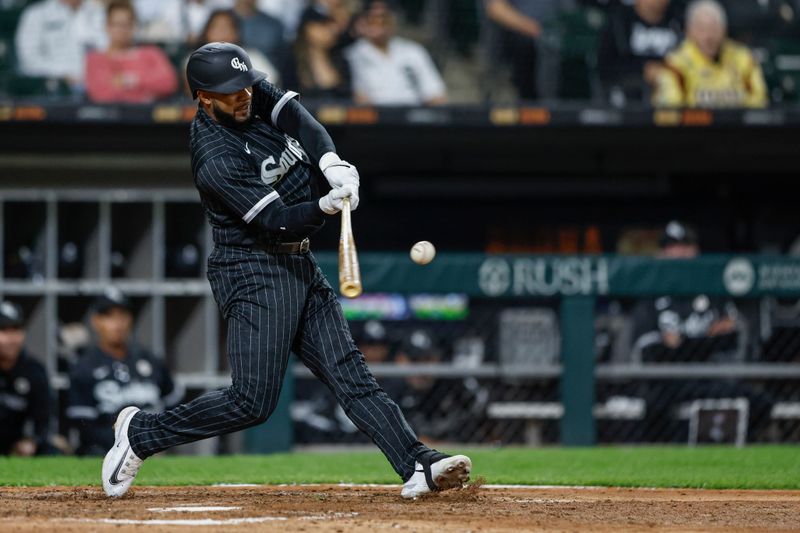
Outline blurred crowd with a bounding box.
[2,0,798,106]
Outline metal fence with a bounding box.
[291,294,800,447]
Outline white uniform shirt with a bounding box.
[133,0,187,43]
[14,0,103,81]
[345,37,446,106]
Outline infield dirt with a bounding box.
[0,484,799,532]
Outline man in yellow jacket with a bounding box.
[653,0,767,108]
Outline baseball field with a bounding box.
[1,446,799,532]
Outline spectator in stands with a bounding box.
[0,301,53,456]
[85,1,178,103]
[67,289,182,456]
[192,9,279,86]
[653,0,768,107]
[286,7,352,99]
[309,0,359,48]
[630,221,740,362]
[257,0,305,39]
[345,0,446,105]
[233,0,285,71]
[597,0,682,107]
[186,0,246,45]
[14,0,104,91]
[483,0,575,101]
[132,0,187,44]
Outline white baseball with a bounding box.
[410,241,436,265]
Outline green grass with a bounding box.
[1,446,799,489]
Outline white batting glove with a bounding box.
[320,152,360,188]
[319,184,358,214]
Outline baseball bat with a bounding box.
[339,197,363,298]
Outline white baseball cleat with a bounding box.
[401,451,472,499]
[102,406,143,497]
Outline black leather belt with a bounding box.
[254,238,310,254]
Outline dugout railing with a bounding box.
[2,188,800,451]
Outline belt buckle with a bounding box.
[299,238,310,253]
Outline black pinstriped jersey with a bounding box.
[0,351,50,454]
[190,80,321,247]
[67,345,181,455]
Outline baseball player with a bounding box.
[102,42,471,499]
[0,301,53,456]
[67,289,182,455]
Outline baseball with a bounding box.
[410,241,436,265]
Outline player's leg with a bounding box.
[103,253,303,496]
[293,259,471,497]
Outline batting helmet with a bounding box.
[186,42,267,99]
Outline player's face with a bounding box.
[0,327,25,368]
[203,87,253,127]
[91,307,133,349]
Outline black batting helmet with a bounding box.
[186,42,267,99]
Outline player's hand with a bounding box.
[319,184,358,214]
[320,152,360,188]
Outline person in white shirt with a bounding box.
[345,0,446,106]
[14,0,104,89]
[132,0,187,43]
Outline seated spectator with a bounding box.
[484,0,575,101]
[345,0,446,106]
[186,0,238,44]
[14,0,105,92]
[309,0,359,49]
[191,9,279,87]
[132,0,187,44]
[85,1,178,103]
[67,289,182,456]
[653,0,767,108]
[0,301,53,456]
[630,221,741,363]
[597,0,681,107]
[285,7,352,100]
[257,0,305,39]
[233,0,285,70]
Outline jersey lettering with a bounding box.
[259,134,310,185]
[93,380,162,414]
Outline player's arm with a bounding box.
[252,81,360,207]
[196,156,353,238]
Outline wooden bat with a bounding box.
[339,197,363,298]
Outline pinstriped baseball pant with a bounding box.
[128,246,427,481]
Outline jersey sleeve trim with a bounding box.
[271,90,299,126]
[243,190,280,223]
[66,405,99,420]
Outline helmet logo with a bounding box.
[231,57,248,72]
